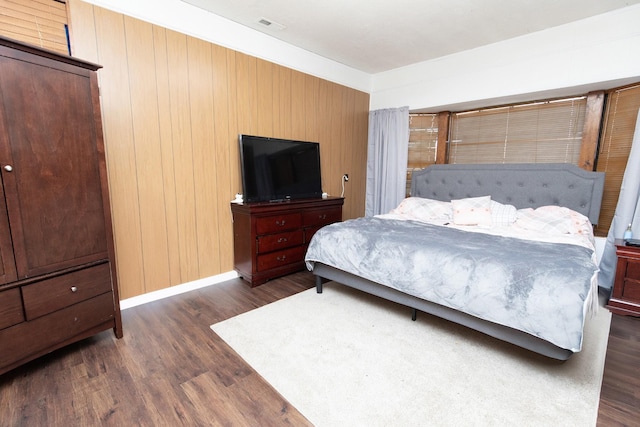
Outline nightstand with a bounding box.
[607,239,640,316]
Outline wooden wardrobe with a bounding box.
[0,36,122,375]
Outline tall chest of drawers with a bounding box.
[231,197,343,286]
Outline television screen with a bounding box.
[239,134,323,203]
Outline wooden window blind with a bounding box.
[0,0,69,55]
[407,113,438,195]
[448,97,587,165]
[594,84,640,237]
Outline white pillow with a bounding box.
[515,206,577,234]
[491,200,517,227]
[569,209,594,237]
[451,196,492,226]
[390,197,451,221]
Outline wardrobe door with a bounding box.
[0,82,17,286]
[0,176,16,285]
[0,53,108,279]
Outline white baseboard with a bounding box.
[119,270,239,310]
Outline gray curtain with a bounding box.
[365,106,410,217]
[598,108,640,289]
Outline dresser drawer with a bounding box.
[257,246,306,272]
[625,260,640,281]
[0,288,24,330]
[0,292,115,368]
[622,279,640,302]
[22,263,112,320]
[303,207,342,228]
[257,230,304,254]
[256,213,302,234]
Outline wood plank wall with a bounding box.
[66,0,370,299]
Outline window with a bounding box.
[406,113,438,195]
[448,97,587,165]
[406,90,635,236]
[0,0,70,55]
[595,84,640,237]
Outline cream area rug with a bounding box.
[211,282,611,427]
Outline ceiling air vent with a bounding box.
[256,17,286,31]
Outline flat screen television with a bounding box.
[239,134,323,203]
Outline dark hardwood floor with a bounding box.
[0,271,638,426]
[0,272,316,427]
[597,313,640,426]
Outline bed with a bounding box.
[305,163,605,360]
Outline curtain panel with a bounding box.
[599,108,640,289]
[365,107,410,217]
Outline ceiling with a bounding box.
[180,0,639,74]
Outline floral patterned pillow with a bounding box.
[390,197,451,221]
[451,196,492,226]
[515,205,591,235]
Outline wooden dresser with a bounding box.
[231,197,343,286]
[607,239,640,316]
[0,36,122,375]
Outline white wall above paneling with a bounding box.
[370,4,640,112]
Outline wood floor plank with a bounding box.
[0,270,638,426]
[597,314,640,427]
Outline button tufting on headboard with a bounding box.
[410,163,605,224]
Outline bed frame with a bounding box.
[313,163,605,360]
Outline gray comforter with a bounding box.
[305,217,598,352]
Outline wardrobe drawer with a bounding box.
[22,263,112,320]
[257,230,304,254]
[0,288,24,330]
[256,246,305,272]
[256,213,302,234]
[0,293,115,368]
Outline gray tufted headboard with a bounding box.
[410,163,605,225]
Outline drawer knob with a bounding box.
[3,164,13,172]
[278,237,288,243]
[277,255,287,262]
[70,286,78,293]
[276,220,286,226]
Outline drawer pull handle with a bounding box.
[70,286,78,293]
[278,237,288,243]
[318,214,327,220]
[277,255,287,262]
[276,220,286,226]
